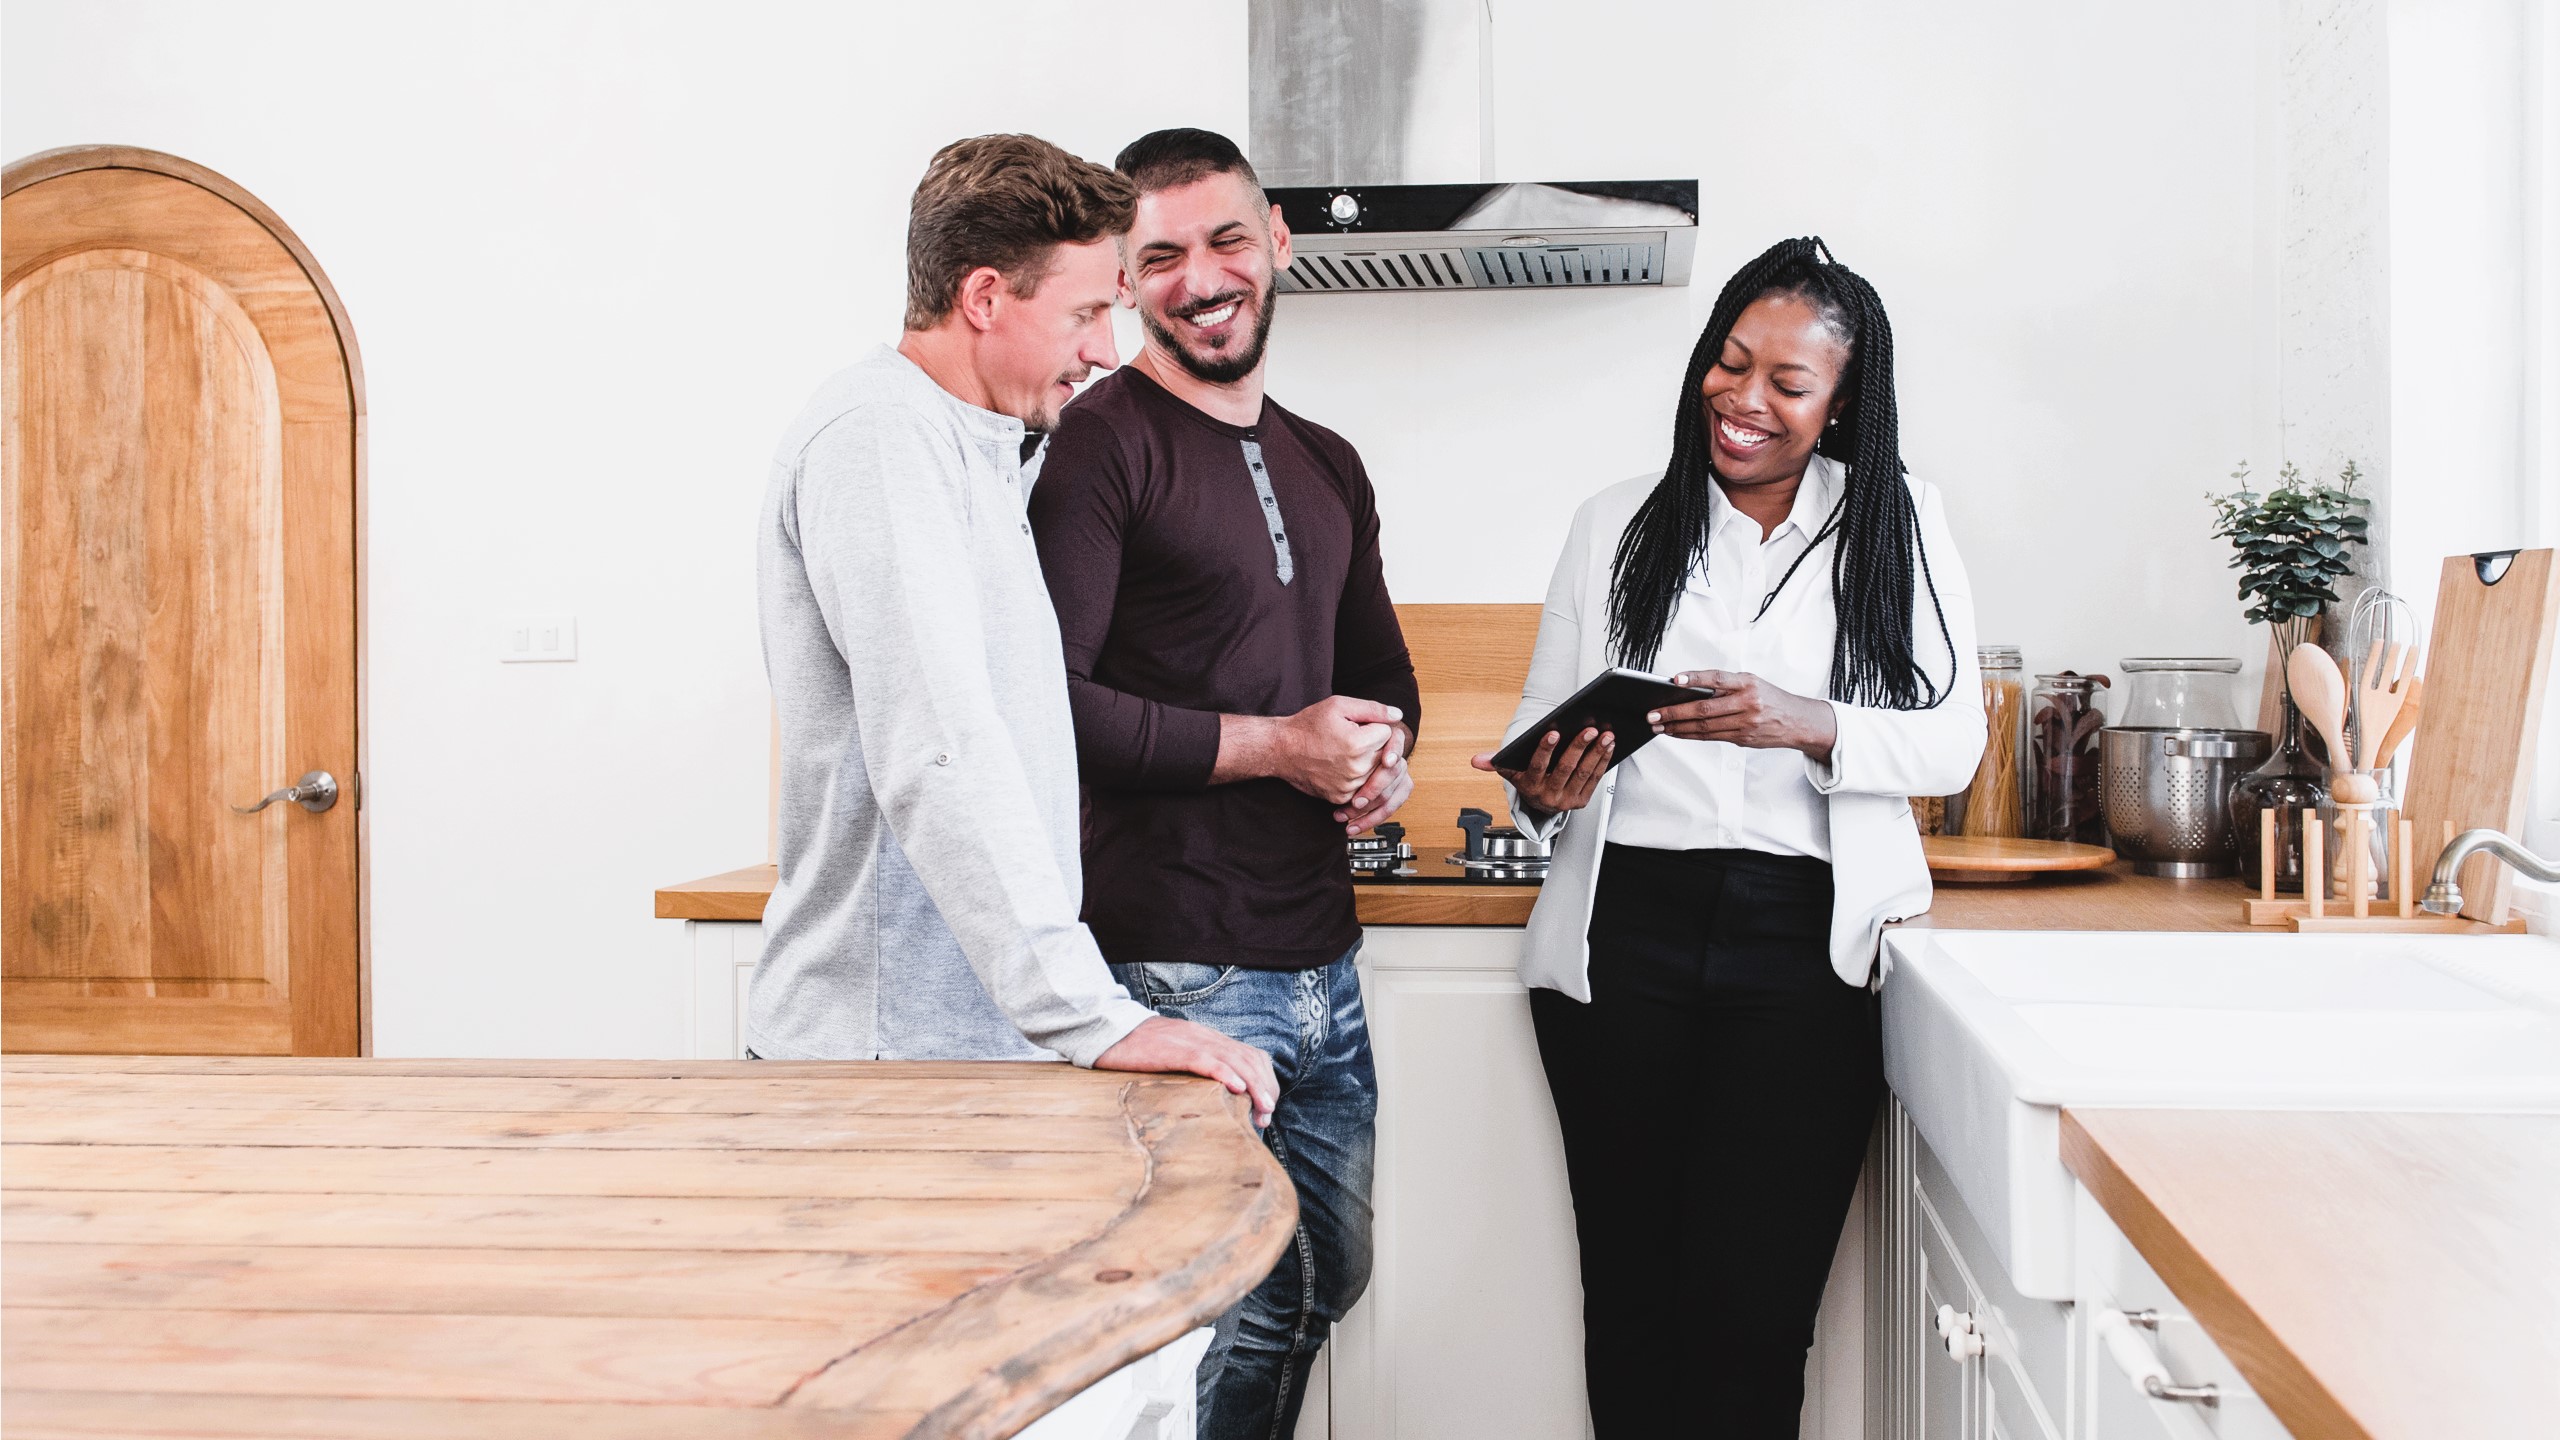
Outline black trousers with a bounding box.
[1531,843,1882,1438]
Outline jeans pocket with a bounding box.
[1134,962,1239,1005]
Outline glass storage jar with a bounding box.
[2116,657,2243,729]
[2031,672,2110,844]
[1954,646,2032,838]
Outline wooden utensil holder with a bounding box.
[2243,809,2527,933]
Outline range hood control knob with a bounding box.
[1327,192,1361,225]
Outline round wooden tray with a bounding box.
[1922,835,2116,884]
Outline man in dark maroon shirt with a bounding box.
[1027,128,1417,1440]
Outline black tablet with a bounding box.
[1488,668,1718,773]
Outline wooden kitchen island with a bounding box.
[0,1055,1293,1439]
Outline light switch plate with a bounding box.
[498,614,577,663]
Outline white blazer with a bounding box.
[1503,461,1986,993]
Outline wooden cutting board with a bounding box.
[1922,835,2117,884]
[2403,549,2560,922]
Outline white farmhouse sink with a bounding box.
[1880,930,2560,1299]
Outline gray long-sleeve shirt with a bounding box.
[746,346,1155,1066]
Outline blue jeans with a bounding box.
[1111,946,1377,1440]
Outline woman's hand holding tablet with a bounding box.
[1472,724,1614,815]
[1645,668,1839,764]
[1468,668,1719,815]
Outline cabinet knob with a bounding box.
[1935,1304,1987,1361]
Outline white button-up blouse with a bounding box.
[1501,456,1987,990]
[1606,455,1842,860]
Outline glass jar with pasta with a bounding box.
[1949,645,2032,839]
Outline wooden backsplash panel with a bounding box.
[765,604,1549,859]
[1395,604,1543,853]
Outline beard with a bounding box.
[1022,374,1081,434]
[1143,277,1278,385]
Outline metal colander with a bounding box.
[2098,727,2272,877]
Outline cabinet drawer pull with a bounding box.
[2095,1307,2219,1408]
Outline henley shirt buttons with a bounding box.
[934,752,952,767]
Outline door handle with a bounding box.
[235,770,339,815]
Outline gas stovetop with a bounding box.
[1349,809,1550,885]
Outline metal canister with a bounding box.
[2099,727,2272,876]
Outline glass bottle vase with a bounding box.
[2230,620,2329,894]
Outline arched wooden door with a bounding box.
[3,148,362,1055]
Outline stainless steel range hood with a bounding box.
[1250,0,1696,294]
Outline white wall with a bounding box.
[2,0,1249,1055]
[2378,0,2560,908]
[2282,0,2392,599]
[2387,0,2532,610]
[6,1,2323,1055]
[1281,1,2281,678]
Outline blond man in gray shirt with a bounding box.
[751,134,1274,1123]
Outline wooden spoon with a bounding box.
[2287,642,2354,780]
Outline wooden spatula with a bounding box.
[2355,639,2416,769]
[2369,675,2423,768]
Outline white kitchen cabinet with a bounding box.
[678,919,763,1059]
[1877,1097,2073,1440]
[1322,926,1590,1440]
[1874,1098,2294,1440]
[1021,1328,1215,1440]
[2072,1188,2289,1440]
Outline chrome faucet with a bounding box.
[2422,828,2560,915]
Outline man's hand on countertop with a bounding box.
[1096,1016,1279,1129]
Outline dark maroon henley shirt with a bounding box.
[1027,366,1420,971]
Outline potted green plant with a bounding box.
[2208,459,2371,892]
[2208,459,2372,630]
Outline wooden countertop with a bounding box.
[657,859,1540,927]
[656,862,783,922]
[2062,1107,2560,1440]
[661,858,2516,934]
[653,859,2295,930]
[1,1055,1293,1439]
[1909,861,2264,932]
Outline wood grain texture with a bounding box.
[3,149,361,1056]
[1902,861,2265,932]
[2401,549,2559,923]
[0,1056,1293,1440]
[657,862,785,920]
[2062,1108,2560,1440]
[1907,858,2522,935]
[1393,603,1543,855]
[657,857,2528,934]
[656,858,1546,927]
[1921,835,2115,880]
[675,604,1552,930]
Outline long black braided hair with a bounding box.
[1606,236,1955,710]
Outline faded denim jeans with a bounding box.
[1111,945,1377,1440]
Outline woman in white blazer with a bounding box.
[1471,239,1984,1437]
